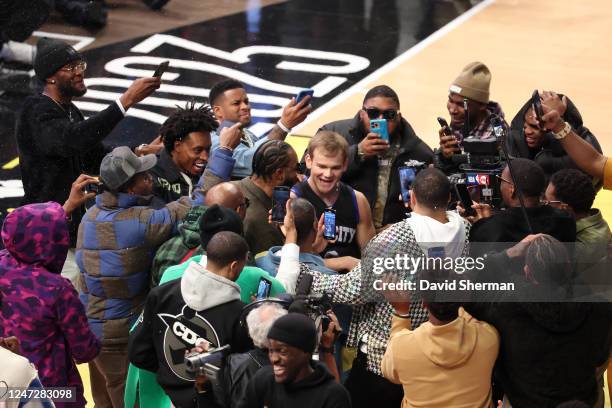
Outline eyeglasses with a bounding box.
[239,197,250,209]
[61,61,87,73]
[540,199,563,206]
[495,174,514,185]
[363,107,399,120]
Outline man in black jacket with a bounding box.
[239,313,350,408]
[128,231,252,408]
[505,90,602,179]
[468,158,576,255]
[319,85,433,230]
[16,38,159,244]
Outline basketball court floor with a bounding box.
[0,0,610,405]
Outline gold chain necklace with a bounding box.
[43,93,75,122]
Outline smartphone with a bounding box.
[437,116,453,136]
[153,60,170,78]
[454,183,476,216]
[370,119,389,141]
[398,166,416,203]
[256,277,272,300]
[323,208,336,240]
[296,89,314,104]
[271,186,290,223]
[85,181,104,194]
[531,89,545,128]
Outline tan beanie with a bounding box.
[449,62,491,104]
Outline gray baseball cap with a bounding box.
[100,146,157,190]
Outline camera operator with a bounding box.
[466,158,576,252]
[128,231,252,408]
[276,168,470,408]
[505,91,602,179]
[436,62,508,175]
[222,302,287,407]
[238,313,350,408]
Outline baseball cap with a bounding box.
[100,146,157,190]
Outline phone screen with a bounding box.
[256,278,272,300]
[271,187,290,223]
[323,208,336,240]
[370,119,389,141]
[399,166,416,203]
[455,183,475,216]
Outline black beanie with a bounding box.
[199,205,243,248]
[34,38,84,80]
[267,313,317,353]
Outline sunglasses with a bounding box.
[363,107,398,120]
[61,61,88,73]
[495,174,513,185]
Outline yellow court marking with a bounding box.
[2,157,19,170]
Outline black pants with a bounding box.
[344,351,403,408]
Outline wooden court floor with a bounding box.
[35,0,612,405]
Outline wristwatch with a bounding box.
[357,144,365,161]
[135,144,148,156]
[553,121,572,140]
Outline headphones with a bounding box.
[238,296,292,329]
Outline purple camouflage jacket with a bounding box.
[0,202,100,408]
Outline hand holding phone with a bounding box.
[454,183,476,217]
[296,89,314,104]
[153,60,170,78]
[398,166,416,203]
[531,90,545,129]
[256,277,272,300]
[271,187,290,223]
[323,208,336,240]
[370,119,390,142]
[437,117,453,136]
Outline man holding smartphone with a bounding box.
[436,62,507,174]
[318,85,433,230]
[16,38,161,285]
[209,79,313,179]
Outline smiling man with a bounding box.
[239,313,350,408]
[16,38,160,283]
[150,102,220,203]
[209,79,312,179]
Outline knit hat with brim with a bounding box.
[449,61,491,104]
[34,38,84,80]
[267,313,317,353]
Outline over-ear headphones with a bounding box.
[238,296,292,329]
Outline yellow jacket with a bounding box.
[381,307,499,408]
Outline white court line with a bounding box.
[291,0,496,135]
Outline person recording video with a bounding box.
[435,62,508,175]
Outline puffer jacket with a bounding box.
[76,192,192,346]
[506,94,602,178]
[0,202,100,408]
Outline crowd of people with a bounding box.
[0,38,611,408]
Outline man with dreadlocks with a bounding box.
[150,101,241,203]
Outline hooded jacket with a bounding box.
[239,361,351,408]
[506,95,602,178]
[128,261,251,408]
[0,203,100,408]
[256,246,337,277]
[381,308,499,408]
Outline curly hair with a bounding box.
[160,100,218,153]
[549,169,595,213]
[252,140,293,181]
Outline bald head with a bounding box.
[205,182,245,217]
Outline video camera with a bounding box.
[184,344,231,373]
[289,292,334,332]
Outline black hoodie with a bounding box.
[506,95,602,178]
[239,361,351,408]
